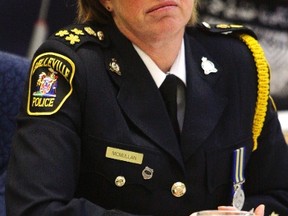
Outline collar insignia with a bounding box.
[109,58,121,76]
[84,27,105,41]
[201,57,218,75]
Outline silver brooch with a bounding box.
[201,57,218,75]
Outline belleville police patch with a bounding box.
[27,52,75,115]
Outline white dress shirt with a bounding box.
[133,41,186,131]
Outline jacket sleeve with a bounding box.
[243,98,288,215]
[4,40,143,216]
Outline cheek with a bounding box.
[117,1,142,12]
[184,0,194,9]
[115,3,142,19]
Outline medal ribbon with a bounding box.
[233,147,245,187]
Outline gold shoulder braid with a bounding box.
[239,34,270,151]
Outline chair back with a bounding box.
[0,51,30,216]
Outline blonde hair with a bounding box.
[77,0,199,26]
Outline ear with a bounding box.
[99,0,112,11]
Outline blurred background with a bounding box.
[0,0,76,57]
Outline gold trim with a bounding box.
[239,34,270,151]
[269,96,277,111]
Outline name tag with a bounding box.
[106,147,144,165]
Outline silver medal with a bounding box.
[232,185,245,210]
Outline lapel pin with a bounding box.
[202,22,211,29]
[84,27,105,41]
[201,57,218,75]
[109,58,121,76]
[97,31,105,41]
[142,166,154,180]
[84,26,97,37]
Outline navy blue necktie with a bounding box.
[159,74,181,140]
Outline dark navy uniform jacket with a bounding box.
[5,22,288,216]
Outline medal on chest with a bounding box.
[232,147,246,210]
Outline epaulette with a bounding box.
[50,24,110,50]
[198,22,257,39]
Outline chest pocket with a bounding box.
[78,136,177,197]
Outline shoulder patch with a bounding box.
[51,24,109,49]
[27,52,75,116]
[198,22,257,38]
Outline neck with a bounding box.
[140,38,183,72]
[122,28,184,72]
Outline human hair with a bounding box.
[77,0,199,26]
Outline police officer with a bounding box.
[5,0,288,215]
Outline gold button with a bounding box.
[115,176,126,187]
[171,182,186,197]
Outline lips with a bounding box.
[147,1,178,13]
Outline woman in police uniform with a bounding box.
[5,0,288,215]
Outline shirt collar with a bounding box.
[133,39,186,88]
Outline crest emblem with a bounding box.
[109,58,121,76]
[33,68,58,97]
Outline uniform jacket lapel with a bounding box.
[104,25,185,169]
[181,33,228,161]
[104,25,228,165]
